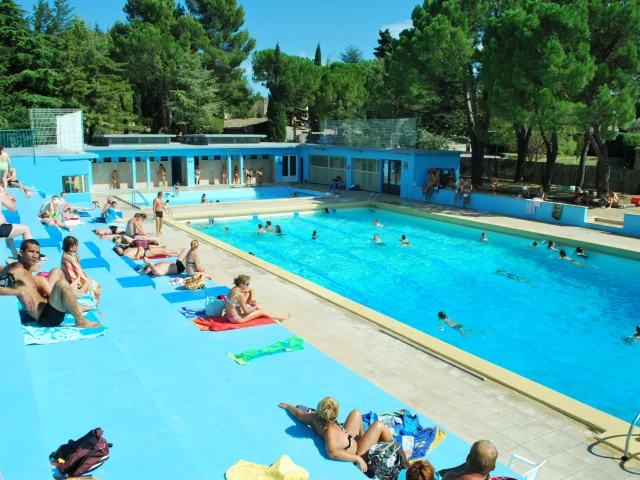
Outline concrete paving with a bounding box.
[95,189,640,480]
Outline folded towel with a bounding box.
[227,336,304,365]
[193,315,275,331]
[22,310,106,345]
[525,200,536,215]
[225,455,309,480]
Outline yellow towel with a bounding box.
[426,427,446,454]
[225,455,310,480]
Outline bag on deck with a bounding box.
[49,428,112,476]
[184,275,205,290]
[365,440,408,480]
[205,296,225,316]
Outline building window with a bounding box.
[251,154,258,159]
[214,155,221,160]
[62,175,89,193]
[262,154,270,159]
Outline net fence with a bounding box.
[29,109,84,153]
[318,118,417,149]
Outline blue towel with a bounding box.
[22,310,106,345]
[179,307,206,319]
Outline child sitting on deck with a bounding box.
[61,236,102,315]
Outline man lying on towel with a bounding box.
[0,240,101,328]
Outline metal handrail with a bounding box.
[622,411,640,461]
[131,190,150,207]
[371,194,380,206]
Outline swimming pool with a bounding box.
[194,208,640,422]
[143,186,322,206]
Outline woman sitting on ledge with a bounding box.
[278,397,395,473]
[225,274,290,323]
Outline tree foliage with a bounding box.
[373,29,393,58]
[339,43,363,64]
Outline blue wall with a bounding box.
[11,154,95,203]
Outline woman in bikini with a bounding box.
[233,165,239,184]
[225,274,290,323]
[221,162,228,184]
[278,397,394,473]
[40,211,72,232]
[184,240,215,280]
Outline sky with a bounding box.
[17,0,420,96]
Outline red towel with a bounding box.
[192,315,275,331]
[146,254,169,259]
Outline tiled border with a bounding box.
[164,202,638,459]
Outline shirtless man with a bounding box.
[442,440,498,480]
[153,192,168,236]
[0,240,100,328]
[244,167,251,187]
[0,186,33,259]
[221,162,228,184]
[256,167,264,187]
[126,213,154,240]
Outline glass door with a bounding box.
[282,155,298,182]
[382,160,401,195]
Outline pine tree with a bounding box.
[308,42,322,131]
[266,44,287,142]
[0,0,60,127]
[31,0,53,33]
[185,0,257,117]
[49,0,73,34]
[339,43,363,63]
[314,43,322,66]
[373,29,393,58]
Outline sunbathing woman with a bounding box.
[185,240,215,280]
[61,236,102,314]
[40,211,72,232]
[140,248,189,276]
[112,235,167,251]
[225,274,290,323]
[278,398,394,473]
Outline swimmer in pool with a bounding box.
[437,312,466,336]
[522,241,538,250]
[373,219,385,228]
[275,225,284,235]
[324,208,330,214]
[257,224,266,234]
[480,233,488,242]
[626,326,640,343]
[312,230,317,240]
[223,227,229,233]
[399,235,412,247]
[265,221,273,232]
[370,233,385,245]
[494,268,535,284]
[575,247,588,258]
[547,240,558,251]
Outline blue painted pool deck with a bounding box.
[0,195,521,479]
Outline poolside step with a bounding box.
[593,217,624,226]
[117,275,157,289]
[0,297,52,479]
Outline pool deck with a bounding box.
[2,187,638,479]
[148,186,640,480]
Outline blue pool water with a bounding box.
[194,208,640,422]
[156,186,321,205]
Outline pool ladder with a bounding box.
[132,190,150,207]
[369,193,381,206]
[622,410,640,461]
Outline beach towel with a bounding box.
[22,311,106,345]
[362,409,446,459]
[193,315,275,332]
[146,254,168,259]
[228,336,304,365]
[552,203,563,220]
[179,307,206,319]
[225,455,309,480]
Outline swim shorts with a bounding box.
[155,211,164,219]
[0,223,13,238]
[38,303,66,327]
[175,260,186,275]
[109,225,119,234]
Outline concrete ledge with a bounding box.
[164,203,639,460]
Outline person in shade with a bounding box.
[442,440,498,480]
[0,240,100,328]
[277,398,395,473]
[225,274,290,323]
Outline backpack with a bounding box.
[50,428,112,477]
[365,440,408,480]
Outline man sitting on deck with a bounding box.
[0,240,100,328]
[126,213,154,240]
[441,440,498,480]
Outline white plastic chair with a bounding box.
[508,454,546,480]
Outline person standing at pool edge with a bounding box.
[221,162,228,184]
[153,192,168,236]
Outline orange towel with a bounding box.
[192,315,275,331]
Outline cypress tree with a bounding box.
[309,42,322,131]
[267,44,287,142]
[314,42,322,66]
[373,29,393,58]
